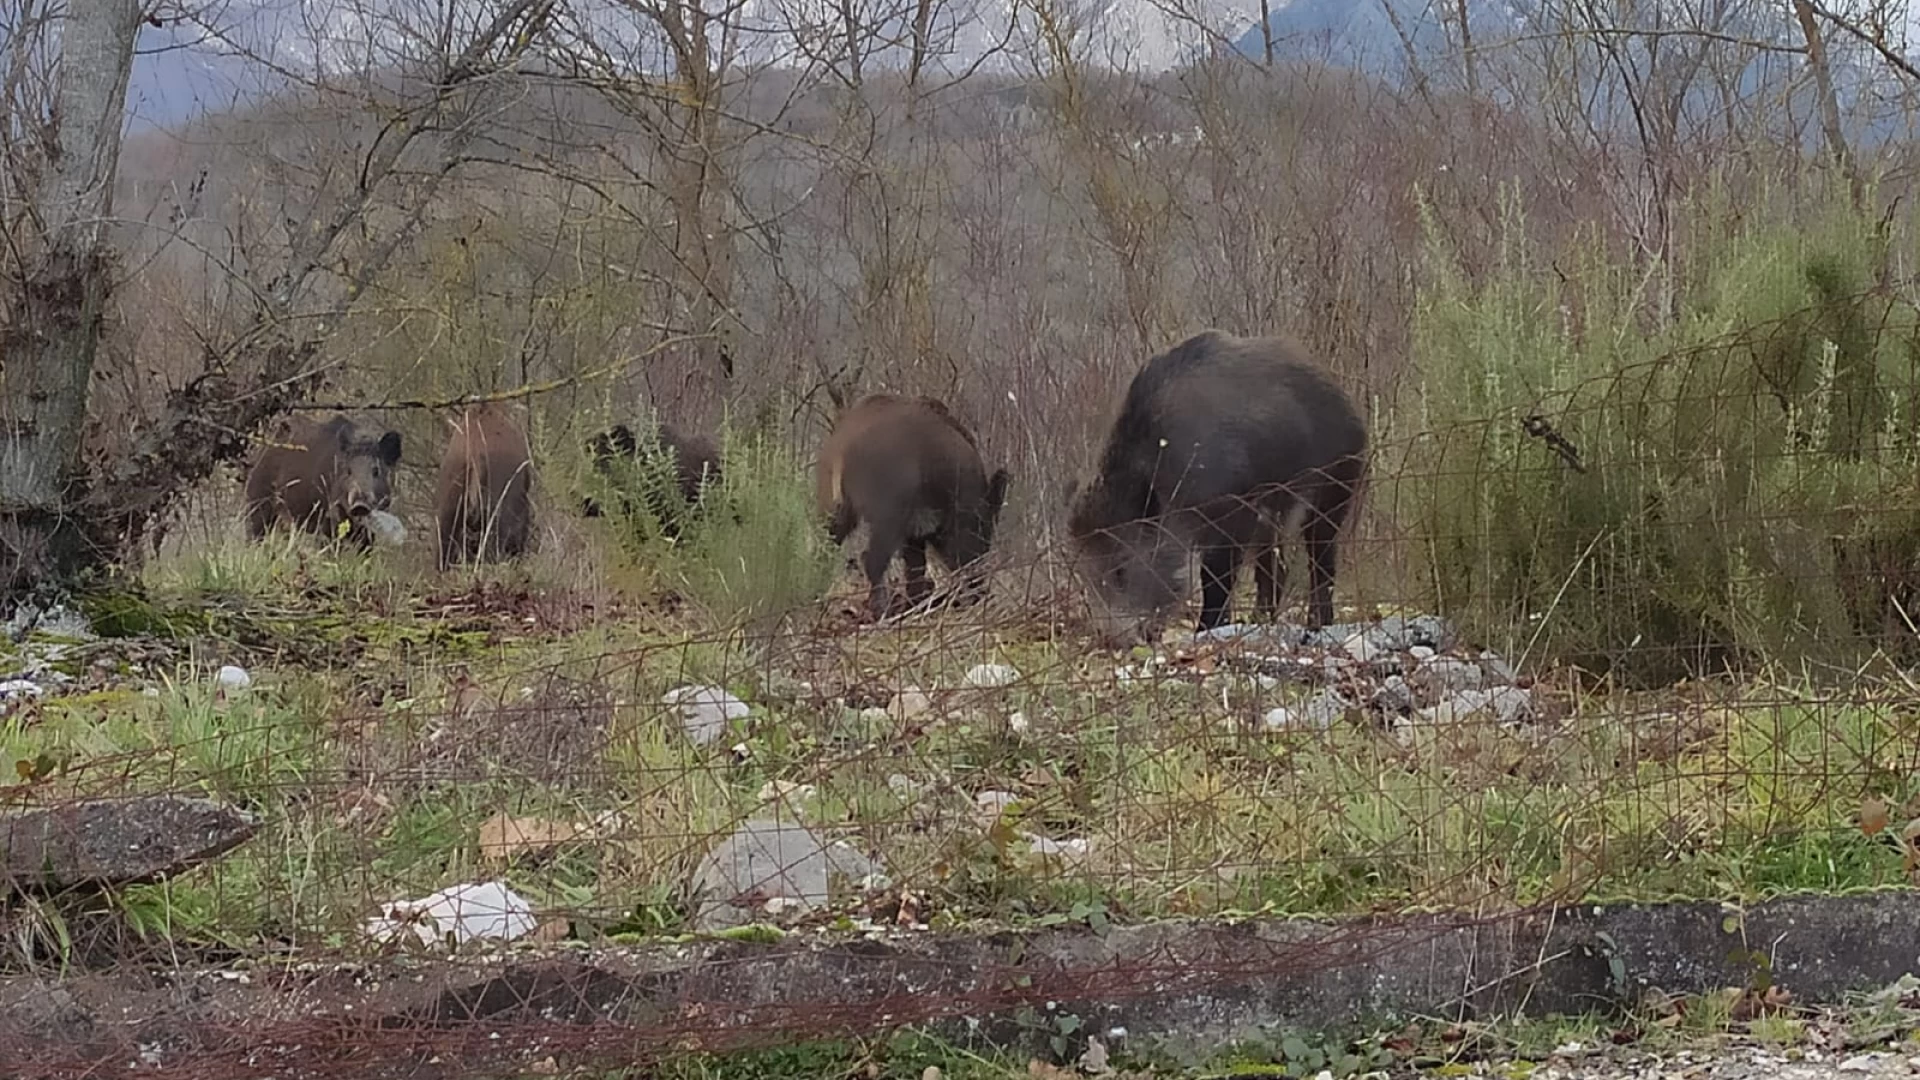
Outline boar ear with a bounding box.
[986,468,1012,511]
[378,430,403,466]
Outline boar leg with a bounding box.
[858,521,903,621]
[1196,543,1240,632]
[1252,542,1285,621]
[901,538,935,610]
[1303,504,1343,630]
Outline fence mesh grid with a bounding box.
[7,375,1920,1077]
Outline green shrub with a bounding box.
[586,421,705,553]
[1393,179,1920,681]
[595,420,840,638]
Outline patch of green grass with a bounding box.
[9,611,1916,958]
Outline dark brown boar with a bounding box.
[582,420,723,537]
[816,393,1013,621]
[1066,330,1368,641]
[243,414,404,550]
[436,403,536,571]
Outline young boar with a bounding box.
[436,403,536,571]
[1066,330,1368,640]
[582,420,723,537]
[244,414,404,550]
[817,393,1013,620]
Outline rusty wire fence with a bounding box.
[7,370,1920,1078]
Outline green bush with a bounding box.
[1393,179,1920,681]
[595,420,841,637]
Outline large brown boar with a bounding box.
[1066,330,1368,641]
[581,420,723,537]
[244,414,404,550]
[817,393,1013,621]
[436,403,536,571]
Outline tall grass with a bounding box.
[1393,178,1920,681]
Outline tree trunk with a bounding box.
[1791,0,1863,209]
[0,0,142,598]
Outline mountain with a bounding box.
[114,0,1920,149]
[1230,0,1916,149]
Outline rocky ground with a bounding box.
[1439,1046,1920,1080]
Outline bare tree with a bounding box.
[0,0,566,599]
[0,0,145,594]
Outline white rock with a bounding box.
[215,665,252,690]
[1408,645,1436,662]
[1342,632,1379,663]
[1025,834,1091,860]
[757,780,816,805]
[1079,1036,1111,1074]
[963,663,1021,688]
[661,684,750,746]
[0,679,43,700]
[363,880,538,948]
[762,895,806,916]
[366,509,408,547]
[1262,706,1299,731]
[1007,710,1031,735]
[888,689,931,720]
[1839,1054,1883,1073]
[974,790,1020,819]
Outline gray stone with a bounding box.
[0,795,259,891]
[662,684,750,746]
[973,790,1021,819]
[1485,685,1535,725]
[1341,631,1382,663]
[3,602,96,644]
[1411,656,1485,698]
[1369,676,1415,717]
[1478,651,1518,686]
[690,818,882,931]
[1268,687,1360,730]
[1192,623,1306,650]
[962,664,1020,689]
[1241,654,1321,685]
[1418,685,1535,727]
[1375,614,1456,651]
[366,509,409,547]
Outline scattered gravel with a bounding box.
[1434,1047,1920,1080]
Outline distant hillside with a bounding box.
[113,0,1920,150]
[1231,0,1917,148]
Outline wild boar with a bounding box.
[436,402,536,570]
[816,392,1013,620]
[582,420,723,538]
[1065,330,1368,640]
[243,413,404,550]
